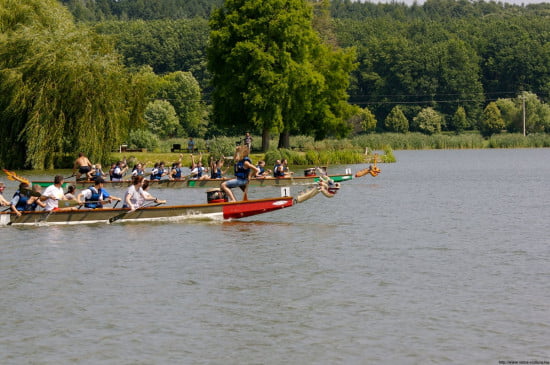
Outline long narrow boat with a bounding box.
[1,196,296,226]
[32,173,353,189]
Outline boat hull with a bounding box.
[0,197,295,226]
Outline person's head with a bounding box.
[282,159,288,165]
[142,179,150,191]
[132,175,144,186]
[96,163,102,169]
[0,182,5,193]
[258,160,265,167]
[246,132,250,136]
[65,185,75,194]
[159,161,165,167]
[54,175,64,185]
[19,182,29,191]
[94,177,105,186]
[78,152,84,157]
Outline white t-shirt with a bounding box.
[43,184,65,211]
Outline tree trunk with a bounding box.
[261,128,270,152]
[278,131,290,149]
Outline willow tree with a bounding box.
[208,0,356,151]
[0,0,143,169]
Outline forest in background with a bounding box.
[1,0,549,169]
[62,0,550,134]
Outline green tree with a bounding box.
[156,71,208,137]
[144,100,180,138]
[451,106,468,134]
[480,102,505,137]
[412,107,443,135]
[208,0,356,151]
[384,106,409,133]
[0,0,141,169]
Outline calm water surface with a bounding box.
[1,149,549,364]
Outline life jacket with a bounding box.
[91,169,103,181]
[273,164,284,177]
[112,167,123,179]
[85,187,103,209]
[150,167,164,180]
[211,167,222,179]
[196,166,204,178]
[256,165,265,176]
[235,157,251,179]
[173,167,182,179]
[12,190,30,211]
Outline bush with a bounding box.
[127,130,160,151]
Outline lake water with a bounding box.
[1,149,549,364]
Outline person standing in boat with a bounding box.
[77,177,121,209]
[244,132,252,151]
[221,145,259,202]
[72,153,93,180]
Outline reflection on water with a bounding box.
[1,149,550,363]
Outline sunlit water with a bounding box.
[1,149,549,364]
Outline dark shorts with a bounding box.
[79,166,91,174]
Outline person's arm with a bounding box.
[125,189,135,210]
[10,196,21,216]
[245,161,260,177]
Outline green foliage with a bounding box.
[127,129,160,150]
[0,0,141,169]
[412,107,443,135]
[156,71,208,137]
[207,0,357,149]
[481,102,505,137]
[206,136,238,159]
[451,106,468,134]
[384,106,409,133]
[144,100,180,138]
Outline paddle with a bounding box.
[2,168,31,185]
[64,174,75,179]
[108,200,164,224]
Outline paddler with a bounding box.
[220,145,259,202]
[77,177,122,209]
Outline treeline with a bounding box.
[65,0,550,133]
[2,0,550,169]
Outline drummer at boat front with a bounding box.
[221,145,259,202]
[77,177,121,209]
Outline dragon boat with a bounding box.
[31,171,354,189]
[1,179,340,226]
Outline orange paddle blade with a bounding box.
[2,168,31,185]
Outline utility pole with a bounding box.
[522,94,526,136]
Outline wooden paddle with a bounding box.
[2,169,31,185]
[108,201,164,224]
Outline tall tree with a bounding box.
[0,0,142,169]
[207,0,356,151]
